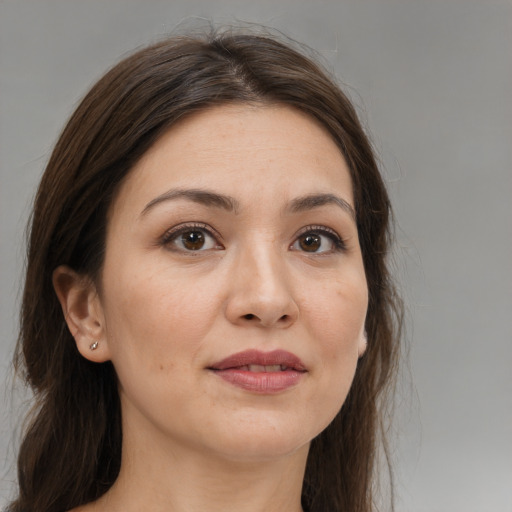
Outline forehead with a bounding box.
[113,104,354,216]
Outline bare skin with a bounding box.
[54,104,368,512]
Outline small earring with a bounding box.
[89,341,99,351]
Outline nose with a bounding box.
[224,245,299,329]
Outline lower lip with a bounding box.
[212,369,305,393]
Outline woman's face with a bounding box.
[95,104,368,462]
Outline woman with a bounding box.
[9,29,402,512]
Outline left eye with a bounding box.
[291,228,343,254]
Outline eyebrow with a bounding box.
[140,188,240,216]
[140,188,355,220]
[288,193,356,220]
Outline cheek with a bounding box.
[100,255,227,382]
[301,273,367,405]
[100,264,211,416]
[305,274,367,347]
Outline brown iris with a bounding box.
[181,230,205,250]
[299,233,321,252]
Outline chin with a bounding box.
[201,413,317,463]
[217,436,310,463]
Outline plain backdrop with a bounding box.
[1,1,511,511]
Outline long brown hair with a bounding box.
[10,29,402,512]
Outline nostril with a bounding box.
[239,313,294,325]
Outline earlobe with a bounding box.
[358,330,368,358]
[52,265,110,363]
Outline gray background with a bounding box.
[1,1,511,511]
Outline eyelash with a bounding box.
[293,225,346,253]
[161,222,222,249]
[160,223,346,254]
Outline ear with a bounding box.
[358,330,368,358]
[52,265,111,363]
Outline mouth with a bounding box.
[208,349,307,393]
[208,349,307,372]
[227,364,298,372]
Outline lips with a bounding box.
[209,349,307,372]
[208,349,307,393]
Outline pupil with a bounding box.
[300,234,321,252]
[182,231,204,250]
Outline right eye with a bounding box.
[162,223,222,252]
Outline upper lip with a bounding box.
[208,349,307,372]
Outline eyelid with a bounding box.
[161,222,224,250]
[291,224,346,252]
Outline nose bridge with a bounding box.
[225,235,299,328]
[245,238,285,291]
